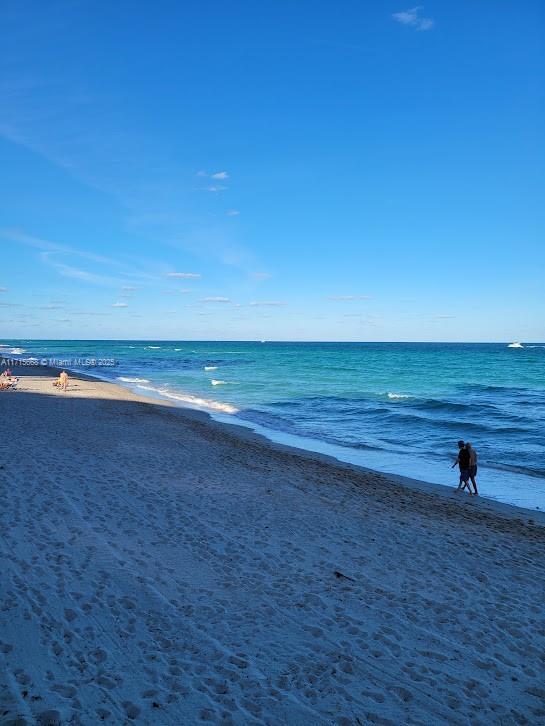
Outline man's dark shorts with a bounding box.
[470,465,478,478]
[460,468,470,482]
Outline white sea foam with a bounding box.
[146,346,161,349]
[117,377,150,383]
[9,348,26,354]
[388,392,410,399]
[136,384,238,414]
[211,379,227,386]
[174,348,182,351]
[204,366,218,371]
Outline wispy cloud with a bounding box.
[42,253,122,286]
[392,6,434,31]
[111,302,128,308]
[226,209,240,217]
[121,285,137,291]
[2,229,157,286]
[250,272,271,281]
[1,229,116,265]
[327,295,372,301]
[165,271,201,279]
[201,296,231,303]
[197,170,230,180]
[250,301,287,307]
[203,185,227,193]
[0,287,7,292]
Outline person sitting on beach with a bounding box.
[0,373,16,390]
[466,442,479,496]
[452,440,472,493]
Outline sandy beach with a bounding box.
[1,366,545,725]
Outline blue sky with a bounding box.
[1,1,544,341]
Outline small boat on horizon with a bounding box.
[508,342,524,348]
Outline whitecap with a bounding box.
[9,348,26,354]
[387,392,410,399]
[117,376,150,383]
[146,346,161,349]
[204,366,218,371]
[136,384,238,414]
[211,379,227,386]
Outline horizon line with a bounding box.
[1,338,541,345]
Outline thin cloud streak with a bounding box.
[41,253,124,286]
[165,272,201,279]
[196,170,230,180]
[2,229,159,285]
[250,301,287,307]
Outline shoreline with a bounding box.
[3,344,545,513]
[2,365,545,723]
[5,361,545,526]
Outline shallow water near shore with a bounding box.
[3,339,545,509]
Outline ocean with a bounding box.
[2,340,545,510]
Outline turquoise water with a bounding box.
[2,340,545,509]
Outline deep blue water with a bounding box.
[2,340,545,509]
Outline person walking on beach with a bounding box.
[452,440,471,493]
[59,370,69,392]
[466,442,479,496]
